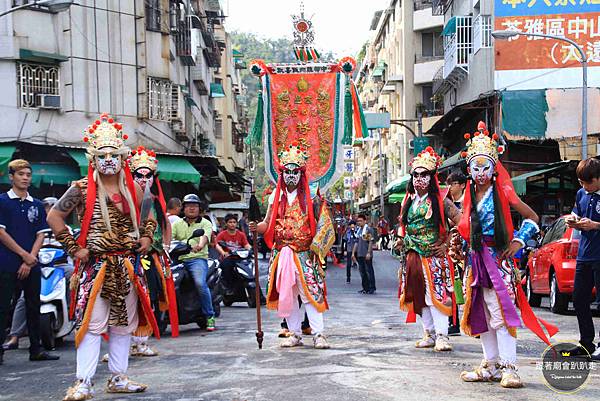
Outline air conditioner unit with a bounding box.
[408,139,415,150]
[36,94,61,109]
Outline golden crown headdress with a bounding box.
[410,146,442,172]
[461,121,505,164]
[129,146,158,172]
[278,141,309,168]
[83,113,128,153]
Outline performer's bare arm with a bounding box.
[48,185,90,263]
[443,198,462,227]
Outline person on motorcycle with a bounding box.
[172,194,216,331]
[48,114,158,400]
[215,214,251,286]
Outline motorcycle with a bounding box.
[159,229,223,333]
[38,244,75,350]
[218,242,266,308]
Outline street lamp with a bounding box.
[492,29,588,159]
[0,0,74,18]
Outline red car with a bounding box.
[525,215,582,314]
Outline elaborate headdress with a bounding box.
[129,146,159,172]
[83,112,130,158]
[410,146,442,172]
[278,141,309,169]
[460,121,505,165]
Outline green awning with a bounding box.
[442,17,456,36]
[67,149,89,176]
[157,156,201,184]
[501,90,548,139]
[232,48,243,58]
[372,61,387,78]
[19,48,68,64]
[0,143,16,178]
[385,174,411,194]
[389,192,406,203]
[511,164,566,196]
[210,83,225,98]
[31,163,81,186]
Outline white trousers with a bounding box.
[76,288,139,382]
[286,271,324,336]
[480,288,517,365]
[131,336,149,345]
[420,306,448,336]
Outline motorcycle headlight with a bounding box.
[39,251,54,265]
[236,266,250,277]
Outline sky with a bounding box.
[223,0,391,58]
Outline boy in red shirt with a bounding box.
[215,214,251,284]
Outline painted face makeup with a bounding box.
[133,167,154,190]
[283,168,301,187]
[96,153,122,175]
[412,167,431,191]
[469,157,495,185]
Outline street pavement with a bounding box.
[1,251,598,401]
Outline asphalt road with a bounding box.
[1,251,598,401]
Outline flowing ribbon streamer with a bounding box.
[275,246,298,318]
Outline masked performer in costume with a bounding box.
[396,147,461,352]
[47,114,159,400]
[251,142,329,349]
[128,146,178,355]
[458,122,557,388]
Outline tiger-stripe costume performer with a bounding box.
[48,114,159,401]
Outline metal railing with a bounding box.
[473,15,492,54]
[414,0,433,11]
[18,62,59,108]
[431,0,453,16]
[443,16,472,79]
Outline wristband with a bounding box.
[140,220,158,240]
[514,218,539,245]
[56,229,81,257]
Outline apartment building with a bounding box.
[353,0,443,216]
[0,0,248,200]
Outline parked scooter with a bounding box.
[218,242,266,308]
[38,244,75,350]
[160,229,222,333]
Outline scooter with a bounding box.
[38,244,75,350]
[218,243,266,308]
[160,229,223,333]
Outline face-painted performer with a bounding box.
[396,147,462,352]
[251,142,330,349]
[47,114,159,400]
[457,122,558,388]
[127,147,178,356]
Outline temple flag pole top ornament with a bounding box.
[247,3,368,191]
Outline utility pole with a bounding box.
[378,128,385,219]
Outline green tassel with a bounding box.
[342,83,353,145]
[246,89,264,146]
[454,278,465,305]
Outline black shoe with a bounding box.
[29,351,60,361]
[448,325,461,336]
[346,279,351,284]
[358,290,367,294]
[2,341,18,351]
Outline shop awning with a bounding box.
[67,149,89,176]
[210,83,225,98]
[389,192,406,203]
[511,164,566,195]
[442,17,457,36]
[31,163,81,187]
[371,61,387,78]
[439,152,464,172]
[157,156,201,184]
[0,143,16,176]
[385,174,411,194]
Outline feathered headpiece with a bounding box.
[460,121,505,165]
[410,146,442,172]
[83,113,130,157]
[129,146,158,172]
[278,141,309,169]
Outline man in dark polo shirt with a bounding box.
[567,158,600,361]
[0,159,59,364]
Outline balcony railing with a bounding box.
[414,0,433,11]
[473,15,492,54]
[443,16,472,79]
[415,54,444,64]
[431,0,453,16]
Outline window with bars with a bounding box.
[17,62,60,108]
[145,0,161,32]
[148,77,172,121]
[473,15,492,54]
[215,119,223,138]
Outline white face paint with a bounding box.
[469,157,495,185]
[95,149,122,176]
[133,167,154,190]
[411,167,431,192]
[283,168,301,187]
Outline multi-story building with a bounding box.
[353,0,444,218]
[0,0,247,200]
